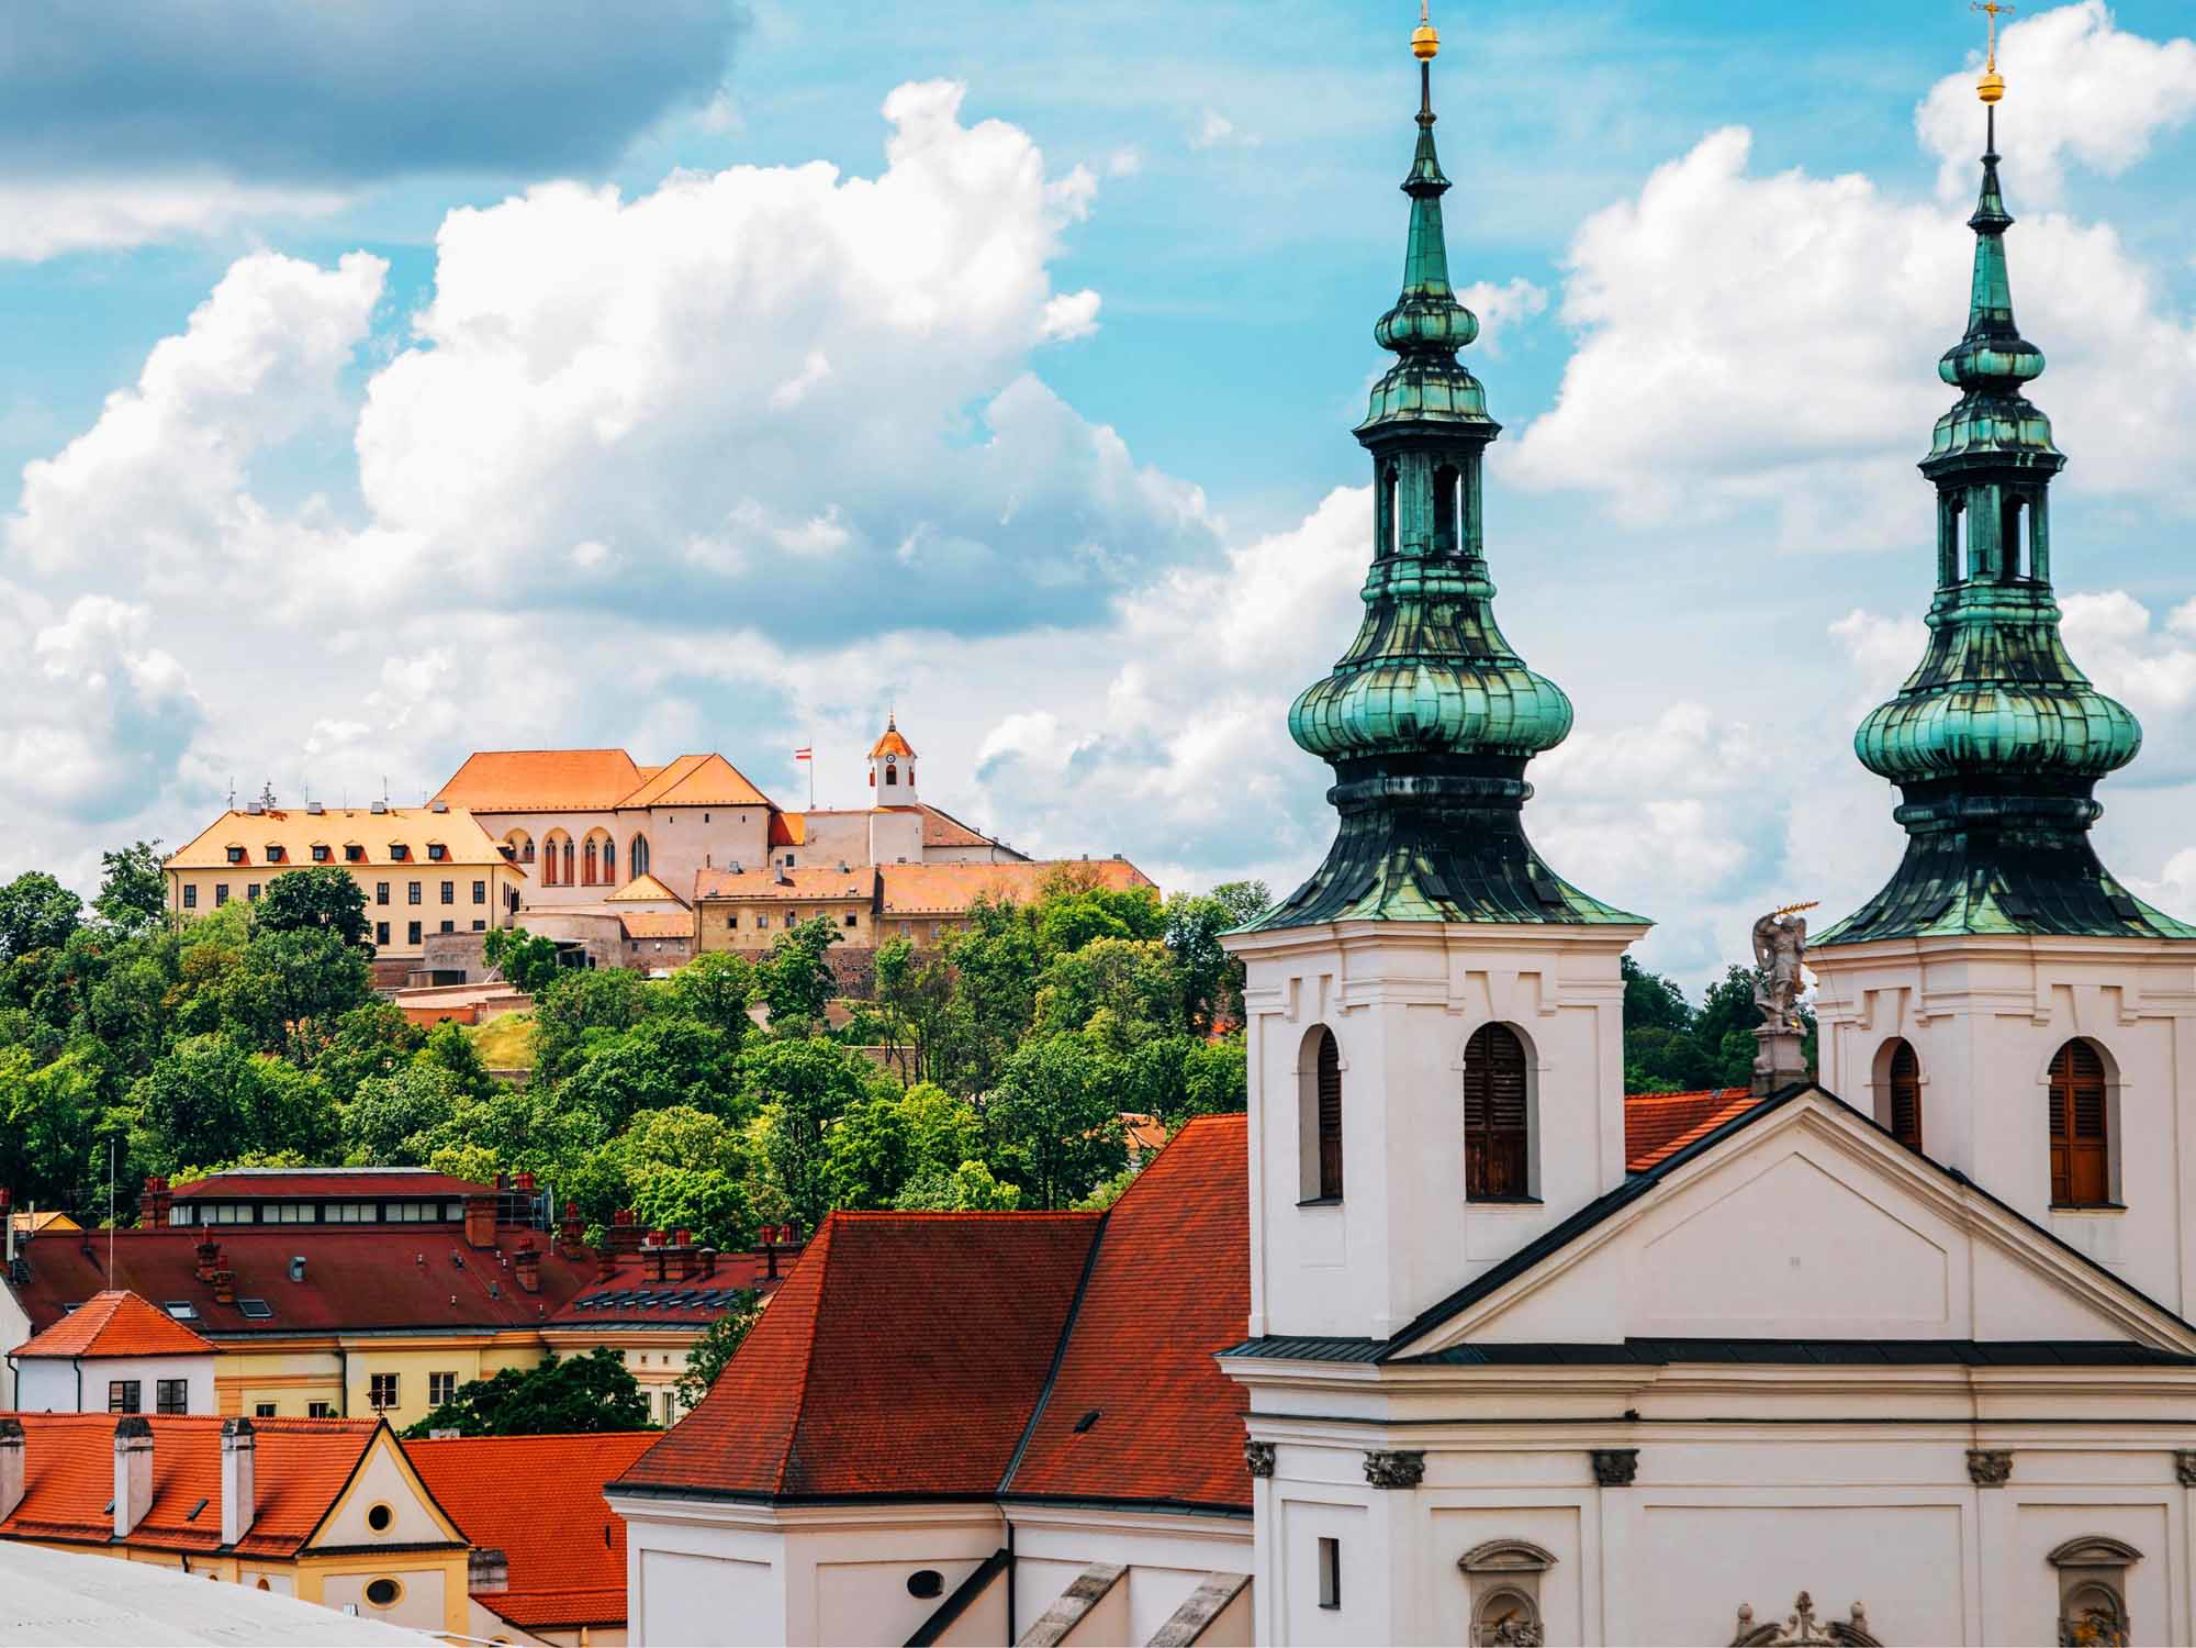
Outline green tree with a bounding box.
[937,898,1040,1093]
[986,1034,1126,1210]
[484,926,563,994]
[532,967,653,1085]
[0,1044,102,1212]
[0,873,82,962]
[402,1348,650,1437]
[757,918,842,1030]
[670,1292,767,1413]
[630,1166,752,1249]
[893,1158,1021,1211]
[343,1062,465,1164]
[131,1035,338,1176]
[94,841,167,934]
[745,1037,871,1227]
[561,1018,740,1130]
[255,867,371,950]
[1034,937,1180,1051]
[311,1002,424,1103]
[209,928,374,1060]
[665,951,757,1044]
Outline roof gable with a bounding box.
[604,872,687,906]
[620,752,772,810]
[11,1290,214,1359]
[1392,1089,2196,1360]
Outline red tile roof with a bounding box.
[619,753,772,811]
[172,1168,495,1201]
[1624,1087,1758,1173]
[915,804,1014,854]
[0,1414,394,1559]
[692,865,873,904]
[546,1252,784,1328]
[869,718,916,760]
[435,749,645,812]
[11,1290,214,1360]
[617,1211,1100,1501]
[878,859,1153,917]
[1004,1115,1249,1512]
[406,1432,655,1632]
[9,1230,598,1340]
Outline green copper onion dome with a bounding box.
[1820,103,2189,947]
[1249,17,1637,933]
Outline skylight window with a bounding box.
[163,1301,198,1321]
[236,1298,274,1320]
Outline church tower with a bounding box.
[1810,56,2196,1304]
[868,713,918,805]
[1226,8,1645,1342]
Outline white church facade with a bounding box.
[609,13,2196,1645]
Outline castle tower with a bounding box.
[1810,62,2196,1302]
[867,713,918,806]
[1226,8,1646,1343]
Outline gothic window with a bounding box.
[2048,1039,2112,1207]
[582,838,598,885]
[630,834,652,879]
[603,838,615,882]
[1463,1023,1531,1201]
[1885,1039,1923,1153]
[1299,1026,1344,1202]
[562,839,574,886]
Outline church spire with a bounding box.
[1817,46,2189,947]
[1248,4,1634,932]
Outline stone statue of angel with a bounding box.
[1751,902,1816,1036]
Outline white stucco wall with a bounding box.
[14,1352,216,1415]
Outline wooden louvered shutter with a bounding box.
[1888,1041,1923,1152]
[1464,1024,1530,1200]
[1316,1030,1344,1201]
[2049,1040,2110,1206]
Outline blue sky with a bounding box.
[5,0,2196,988]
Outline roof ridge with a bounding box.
[776,1212,838,1495]
[997,1205,1110,1497]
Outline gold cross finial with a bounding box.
[1973,1,2013,102]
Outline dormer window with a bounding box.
[389,844,409,862]
[310,844,331,863]
[345,844,366,863]
[226,846,246,865]
[265,845,285,863]
[427,842,448,863]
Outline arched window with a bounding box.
[539,834,562,886]
[1432,462,1461,559]
[562,839,574,886]
[582,838,598,886]
[629,834,651,879]
[2049,1040,2112,1207]
[1463,1024,1530,1201]
[1886,1039,1923,1153]
[1298,1027,1344,1202]
[602,838,615,882]
[884,761,899,787]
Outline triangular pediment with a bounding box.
[1395,1089,2196,1359]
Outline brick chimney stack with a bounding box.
[673,1230,696,1281]
[513,1238,541,1295]
[557,1200,586,1260]
[114,1416,154,1538]
[609,1210,642,1255]
[463,1194,498,1251]
[140,1176,172,1229]
[595,1249,618,1283]
[194,1240,222,1283]
[220,1417,256,1546]
[0,1418,23,1522]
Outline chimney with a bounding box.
[140,1176,172,1229]
[595,1250,618,1284]
[220,1417,256,1546]
[463,1194,498,1251]
[0,1418,23,1521]
[609,1209,642,1256]
[194,1240,222,1283]
[114,1416,154,1538]
[558,1201,586,1260]
[513,1239,541,1295]
[469,1547,510,1595]
[211,1267,236,1306]
[700,1247,718,1279]
[672,1231,696,1281]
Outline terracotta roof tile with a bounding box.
[619,912,695,941]
[915,804,1012,853]
[693,865,874,903]
[618,753,773,811]
[165,807,508,871]
[879,859,1153,917]
[616,1212,1099,1500]
[604,873,686,906]
[547,1252,784,1327]
[869,721,917,760]
[434,749,644,812]
[406,1432,655,1631]
[172,1168,495,1201]
[1002,1115,1249,1512]
[11,1290,214,1360]
[0,1414,387,1558]
[1624,1087,1758,1173]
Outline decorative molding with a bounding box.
[1967,1448,2013,1488]
[1459,1539,1558,1576]
[1362,1449,1425,1490]
[1243,1440,1275,1480]
[1590,1448,1639,1487]
[1732,1592,1880,1646]
[2175,1451,2196,1488]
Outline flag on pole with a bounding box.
[793,748,813,761]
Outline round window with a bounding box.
[364,1578,401,1609]
[366,1502,394,1533]
[907,1570,945,1601]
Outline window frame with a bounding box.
[1462,1022,1533,1202]
[2048,1039,2115,1208]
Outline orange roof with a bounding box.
[620,912,694,940]
[917,804,1015,854]
[604,872,686,906]
[618,752,772,810]
[0,1414,393,1558]
[868,715,916,760]
[1121,1113,1169,1156]
[768,810,806,847]
[165,806,509,871]
[1623,1087,1758,1173]
[406,1432,655,1633]
[693,865,875,904]
[879,858,1153,917]
[12,1290,214,1360]
[436,749,645,812]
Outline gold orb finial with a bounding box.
[1412,0,1439,61]
[1972,2,2012,102]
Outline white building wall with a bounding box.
[1002,1504,1252,1644]
[14,1352,216,1415]
[1228,921,1642,1341]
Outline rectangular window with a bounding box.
[408,881,422,905]
[440,880,454,904]
[428,1371,457,1407]
[725,915,737,928]
[182,884,198,910]
[307,1400,335,1419]
[440,919,455,934]
[428,843,447,862]
[108,1380,142,1414]
[471,919,486,932]
[246,883,260,902]
[156,1379,188,1415]
[471,879,486,905]
[756,915,771,930]
[215,884,230,907]
[407,921,422,946]
[346,844,365,863]
[226,846,245,864]
[1317,1537,1341,1611]
[311,845,331,863]
[254,1402,277,1418]
[376,881,390,906]
[376,921,390,946]
[368,1372,399,1411]
[843,913,858,927]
